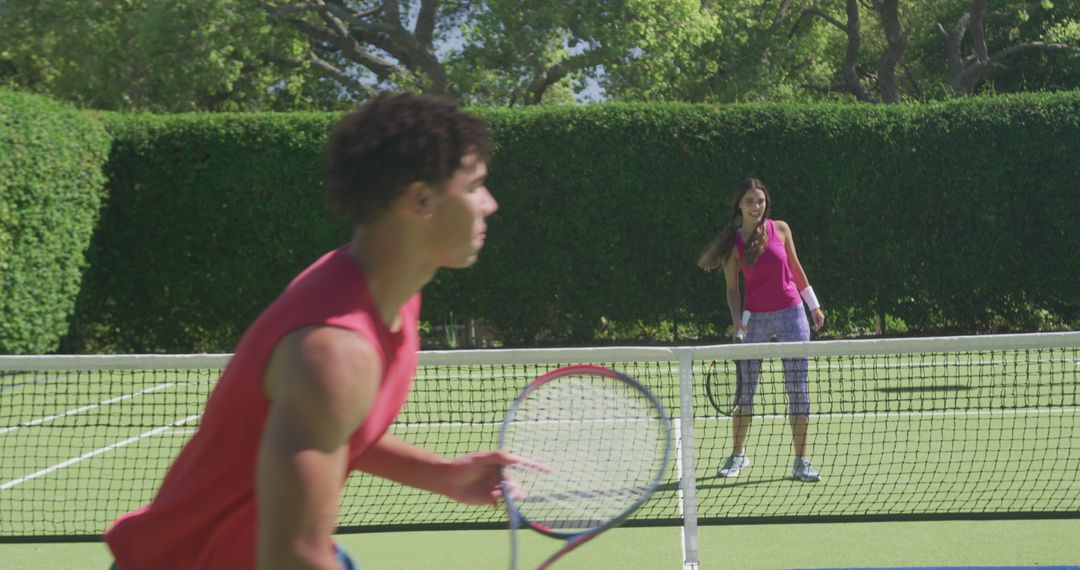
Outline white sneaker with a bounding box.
[792,458,821,482]
[718,453,750,477]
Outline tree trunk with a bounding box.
[875,0,907,104]
[943,0,1080,95]
[842,0,875,102]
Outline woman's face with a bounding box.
[738,188,767,225]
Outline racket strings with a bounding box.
[502,374,667,530]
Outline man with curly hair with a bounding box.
[105,93,517,569]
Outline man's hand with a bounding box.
[441,450,522,507]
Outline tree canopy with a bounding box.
[1,0,1077,110]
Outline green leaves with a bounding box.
[0,0,333,112]
[2,0,1077,108]
[56,93,1080,351]
[0,90,110,354]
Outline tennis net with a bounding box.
[1,332,1077,542]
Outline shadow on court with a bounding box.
[656,475,792,494]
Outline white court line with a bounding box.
[697,406,1080,422]
[0,383,176,436]
[7,406,1072,489]
[0,414,201,491]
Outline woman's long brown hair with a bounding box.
[697,178,772,271]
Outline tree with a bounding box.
[937,0,1080,95]
[260,0,459,99]
[3,0,1077,109]
[260,0,716,106]
[621,0,1079,105]
[593,1,824,102]
[0,0,344,112]
[785,0,915,103]
[4,0,717,109]
[788,0,1080,102]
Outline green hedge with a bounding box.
[465,94,1080,342]
[63,113,347,353]
[63,92,1080,352]
[0,90,110,354]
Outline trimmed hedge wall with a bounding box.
[461,94,1080,343]
[63,92,1080,353]
[0,90,110,354]
[63,113,347,353]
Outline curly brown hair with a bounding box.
[697,178,772,271]
[326,92,493,225]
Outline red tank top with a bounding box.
[735,219,802,312]
[105,245,420,569]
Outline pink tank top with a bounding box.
[105,245,420,569]
[735,219,802,312]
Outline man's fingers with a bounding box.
[479,451,552,474]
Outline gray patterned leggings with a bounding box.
[736,304,811,416]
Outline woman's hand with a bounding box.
[810,308,825,331]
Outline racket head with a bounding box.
[704,359,739,417]
[498,364,672,540]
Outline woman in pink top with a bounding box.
[698,178,826,483]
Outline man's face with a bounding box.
[423,153,498,269]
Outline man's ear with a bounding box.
[406,181,434,217]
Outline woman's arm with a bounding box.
[776,221,825,331]
[722,252,745,340]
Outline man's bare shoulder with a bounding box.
[264,326,381,424]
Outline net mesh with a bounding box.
[1,333,1077,540]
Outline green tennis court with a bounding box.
[2,334,1078,568]
[2,521,1079,568]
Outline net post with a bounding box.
[676,349,700,570]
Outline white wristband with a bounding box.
[734,310,751,341]
[800,286,820,311]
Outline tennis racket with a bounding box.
[705,310,751,416]
[498,364,672,569]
